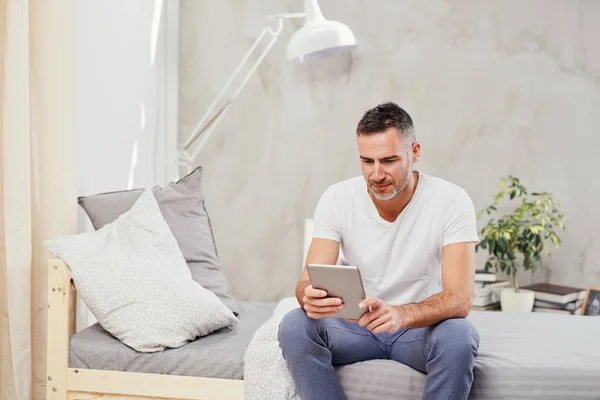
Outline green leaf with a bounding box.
[499,261,507,272]
[484,261,492,272]
[550,232,560,247]
[495,192,504,203]
[499,237,509,251]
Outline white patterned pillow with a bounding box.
[45,188,238,352]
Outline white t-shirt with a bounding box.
[312,170,479,306]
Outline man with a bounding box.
[278,102,480,400]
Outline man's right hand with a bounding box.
[302,284,343,319]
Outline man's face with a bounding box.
[357,127,420,201]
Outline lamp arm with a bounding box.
[187,22,279,162]
[177,13,306,173]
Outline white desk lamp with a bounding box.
[176,0,356,174]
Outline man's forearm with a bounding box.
[395,289,472,329]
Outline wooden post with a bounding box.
[46,259,76,400]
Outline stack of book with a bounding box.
[521,283,587,315]
[472,270,510,311]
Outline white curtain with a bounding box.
[0,1,76,399]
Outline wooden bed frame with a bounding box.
[46,259,245,400]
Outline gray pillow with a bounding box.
[77,167,239,315]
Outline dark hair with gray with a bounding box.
[356,102,416,147]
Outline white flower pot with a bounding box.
[500,288,535,313]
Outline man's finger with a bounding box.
[305,285,328,298]
[359,297,382,310]
[358,306,386,327]
[371,322,392,334]
[304,304,343,314]
[367,313,392,332]
[311,297,342,307]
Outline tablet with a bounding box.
[306,264,368,320]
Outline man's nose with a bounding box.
[372,163,385,180]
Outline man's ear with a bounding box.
[411,142,421,163]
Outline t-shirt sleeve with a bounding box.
[312,185,341,243]
[442,188,480,247]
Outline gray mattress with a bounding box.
[336,310,600,400]
[71,301,600,399]
[69,301,276,379]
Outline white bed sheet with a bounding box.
[244,297,600,400]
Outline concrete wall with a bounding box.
[179,0,600,302]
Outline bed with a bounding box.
[47,258,251,400]
[48,256,600,400]
[243,296,600,400]
[46,206,600,400]
[69,301,276,380]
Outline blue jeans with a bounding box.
[278,308,479,400]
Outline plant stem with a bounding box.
[513,271,520,292]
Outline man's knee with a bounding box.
[278,307,313,350]
[429,318,479,363]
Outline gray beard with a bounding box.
[369,167,412,201]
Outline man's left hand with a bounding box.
[356,297,406,334]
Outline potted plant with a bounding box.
[476,176,567,312]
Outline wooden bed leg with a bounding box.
[47,259,76,400]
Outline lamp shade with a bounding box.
[286,0,356,63]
